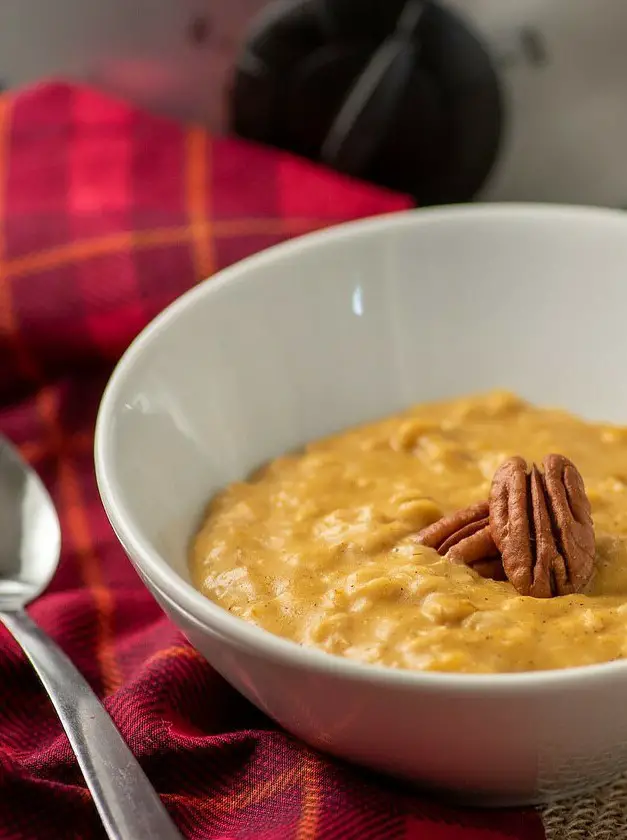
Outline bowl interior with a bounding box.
[96,205,627,588]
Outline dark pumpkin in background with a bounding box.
[230,0,503,206]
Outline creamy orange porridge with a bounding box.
[190,391,627,674]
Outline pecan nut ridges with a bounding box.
[489,454,595,597]
[417,501,505,580]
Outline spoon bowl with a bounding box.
[0,437,60,609]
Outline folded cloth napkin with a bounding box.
[0,81,549,840]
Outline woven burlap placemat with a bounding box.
[543,775,627,839]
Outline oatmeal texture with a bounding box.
[191,391,627,673]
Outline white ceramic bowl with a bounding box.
[96,204,627,806]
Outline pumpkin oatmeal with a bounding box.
[190,391,627,673]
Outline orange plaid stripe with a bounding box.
[0,218,328,284]
[0,98,38,381]
[18,430,92,464]
[0,96,8,265]
[145,644,204,669]
[186,128,215,280]
[3,227,191,281]
[0,99,14,335]
[35,386,122,695]
[296,750,324,840]
[166,764,301,817]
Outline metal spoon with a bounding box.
[0,436,181,840]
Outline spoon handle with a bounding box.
[0,609,182,840]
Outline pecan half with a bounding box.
[417,501,505,580]
[489,454,595,597]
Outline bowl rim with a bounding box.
[95,201,627,693]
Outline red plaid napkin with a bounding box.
[0,82,543,840]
